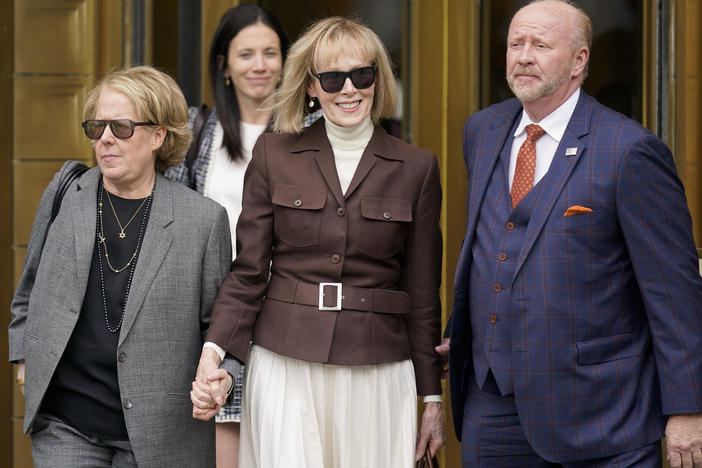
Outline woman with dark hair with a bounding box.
[165,4,289,467]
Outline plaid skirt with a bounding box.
[215,365,244,423]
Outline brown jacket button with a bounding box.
[498,252,507,261]
[118,352,127,362]
[123,399,133,409]
[337,207,345,216]
[490,315,498,324]
[331,254,340,263]
[294,199,302,207]
[506,222,515,230]
[493,283,502,292]
[383,212,391,219]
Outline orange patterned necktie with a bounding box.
[511,124,546,209]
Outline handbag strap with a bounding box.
[50,161,89,223]
[184,103,211,189]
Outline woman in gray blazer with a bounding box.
[9,66,232,468]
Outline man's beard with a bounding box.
[507,66,569,103]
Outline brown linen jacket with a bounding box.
[207,118,443,395]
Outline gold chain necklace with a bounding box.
[98,181,154,274]
[104,188,150,239]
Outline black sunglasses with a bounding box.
[314,65,377,93]
[82,119,157,140]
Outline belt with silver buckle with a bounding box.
[265,276,409,314]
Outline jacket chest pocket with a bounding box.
[357,198,412,259]
[272,185,327,247]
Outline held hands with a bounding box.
[191,347,233,421]
[415,402,447,461]
[666,413,702,468]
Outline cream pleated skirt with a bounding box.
[239,345,418,468]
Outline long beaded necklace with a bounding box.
[98,182,153,273]
[96,178,154,333]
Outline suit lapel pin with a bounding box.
[565,147,578,156]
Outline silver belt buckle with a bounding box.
[319,282,342,311]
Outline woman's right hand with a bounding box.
[415,401,446,460]
[16,360,25,396]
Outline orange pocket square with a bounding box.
[564,205,593,216]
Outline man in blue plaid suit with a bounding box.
[443,1,702,466]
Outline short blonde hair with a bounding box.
[83,66,191,171]
[273,17,397,133]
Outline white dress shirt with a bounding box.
[509,88,581,189]
[204,120,267,254]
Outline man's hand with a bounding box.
[16,361,25,396]
[415,402,446,460]
[666,413,702,468]
[435,338,450,379]
[191,347,232,421]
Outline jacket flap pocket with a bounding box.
[360,198,412,222]
[576,333,639,365]
[272,185,326,210]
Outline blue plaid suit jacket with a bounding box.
[448,91,702,462]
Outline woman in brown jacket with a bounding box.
[191,17,446,467]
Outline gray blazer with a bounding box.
[9,162,232,467]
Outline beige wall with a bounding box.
[1,0,14,465]
[409,1,479,465]
[674,0,702,248]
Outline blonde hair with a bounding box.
[83,66,191,171]
[272,17,398,133]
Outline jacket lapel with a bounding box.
[344,126,394,199]
[118,173,174,346]
[290,119,402,203]
[72,167,100,294]
[313,150,345,207]
[512,93,592,281]
[465,102,522,246]
[291,119,345,206]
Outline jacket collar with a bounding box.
[289,117,405,203]
[290,117,405,162]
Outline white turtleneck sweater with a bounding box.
[324,116,374,194]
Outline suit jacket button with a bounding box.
[383,212,391,219]
[337,207,345,216]
[123,399,132,409]
[490,315,498,324]
[294,199,302,207]
[331,254,340,264]
[498,252,507,261]
[118,352,127,362]
[493,283,502,292]
[506,222,515,230]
